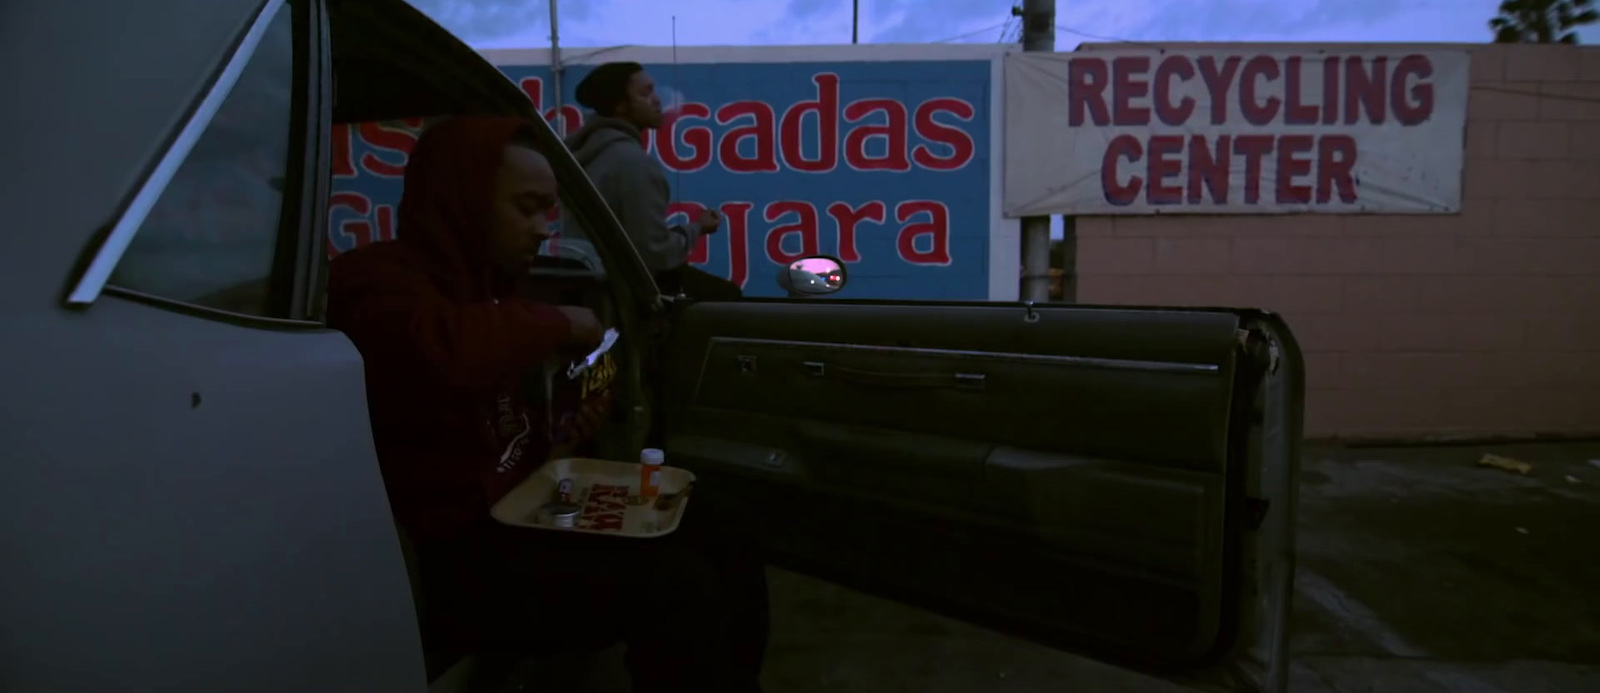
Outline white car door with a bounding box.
[0,1,426,690]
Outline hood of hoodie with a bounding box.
[565,115,644,168]
[396,115,534,297]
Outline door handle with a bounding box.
[954,373,986,390]
[803,361,826,376]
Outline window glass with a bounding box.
[327,119,608,277]
[541,193,607,275]
[108,4,295,316]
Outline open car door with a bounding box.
[660,300,1301,693]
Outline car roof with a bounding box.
[0,0,266,307]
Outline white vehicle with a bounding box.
[778,255,848,297]
[0,1,1305,691]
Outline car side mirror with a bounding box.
[776,255,847,298]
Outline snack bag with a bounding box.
[542,332,620,455]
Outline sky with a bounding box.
[408,0,1600,50]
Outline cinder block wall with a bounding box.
[1076,44,1600,440]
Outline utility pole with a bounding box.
[548,0,565,135]
[1015,0,1055,302]
[852,0,860,44]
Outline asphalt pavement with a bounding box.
[508,441,1600,692]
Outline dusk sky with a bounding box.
[409,0,1600,49]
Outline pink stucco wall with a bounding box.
[1076,44,1600,440]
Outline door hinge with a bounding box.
[1235,328,1279,375]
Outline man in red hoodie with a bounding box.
[328,116,767,693]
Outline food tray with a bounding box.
[490,457,696,538]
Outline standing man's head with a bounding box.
[574,62,662,130]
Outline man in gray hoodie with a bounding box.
[566,62,742,301]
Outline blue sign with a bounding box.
[328,59,994,299]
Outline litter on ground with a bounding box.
[1478,453,1533,475]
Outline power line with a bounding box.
[934,21,1011,43]
[1473,84,1600,104]
[998,15,1021,43]
[1054,23,1160,45]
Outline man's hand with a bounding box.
[696,209,723,235]
[557,305,604,348]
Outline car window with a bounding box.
[540,197,607,275]
[107,3,294,317]
[328,119,608,277]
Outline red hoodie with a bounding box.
[327,116,575,546]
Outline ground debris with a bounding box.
[1477,453,1533,475]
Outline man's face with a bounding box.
[620,71,663,129]
[487,144,558,275]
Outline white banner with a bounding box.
[1004,47,1470,216]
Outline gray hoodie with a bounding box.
[565,116,700,274]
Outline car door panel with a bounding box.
[4,296,426,692]
[662,299,1293,685]
[685,332,1235,469]
[3,0,436,689]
